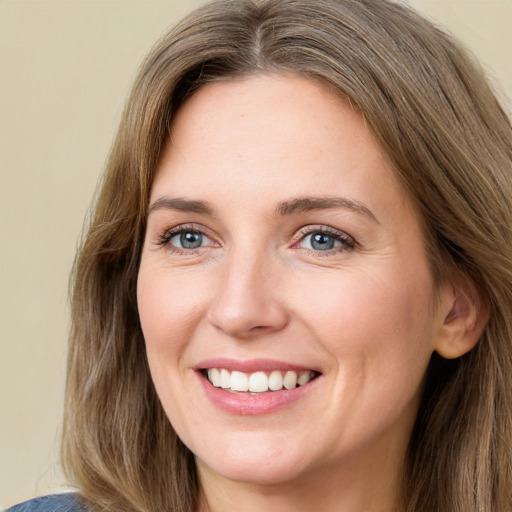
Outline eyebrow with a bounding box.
[148,197,214,216]
[276,196,379,223]
[148,195,378,223]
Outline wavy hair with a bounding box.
[62,1,512,510]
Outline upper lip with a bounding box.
[195,358,321,374]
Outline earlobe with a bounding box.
[434,278,489,360]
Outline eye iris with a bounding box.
[311,232,334,250]
[181,231,202,249]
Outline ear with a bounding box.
[434,277,489,359]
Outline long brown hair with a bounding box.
[62,1,512,510]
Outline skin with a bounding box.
[137,75,477,512]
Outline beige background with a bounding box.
[0,0,510,508]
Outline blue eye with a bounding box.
[156,225,215,252]
[298,229,354,252]
[171,231,203,249]
[310,233,337,250]
[169,230,211,249]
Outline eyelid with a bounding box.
[291,225,356,252]
[155,223,219,250]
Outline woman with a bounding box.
[8,0,511,511]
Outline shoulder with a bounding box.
[4,493,87,512]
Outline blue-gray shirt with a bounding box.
[5,494,86,512]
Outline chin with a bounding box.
[200,459,308,487]
[193,435,313,487]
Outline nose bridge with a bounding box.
[207,243,289,338]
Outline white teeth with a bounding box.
[283,371,297,390]
[220,368,231,388]
[268,370,283,391]
[298,370,313,386]
[205,368,316,393]
[230,370,249,392]
[208,368,221,387]
[248,371,268,392]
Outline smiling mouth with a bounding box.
[202,368,320,394]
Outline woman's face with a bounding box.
[137,76,448,489]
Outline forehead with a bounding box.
[154,75,402,198]
[168,75,369,151]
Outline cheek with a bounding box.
[310,266,436,429]
[293,263,437,384]
[136,266,208,433]
[298,263,433,334]
[137,266,209,362]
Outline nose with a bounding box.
[207,249,290,339]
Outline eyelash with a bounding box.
[155,224,356,255]
[156,224,214,254]
[293,225,355,254]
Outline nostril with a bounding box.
[208,304,290,338]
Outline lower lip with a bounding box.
[197,372,320,415]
